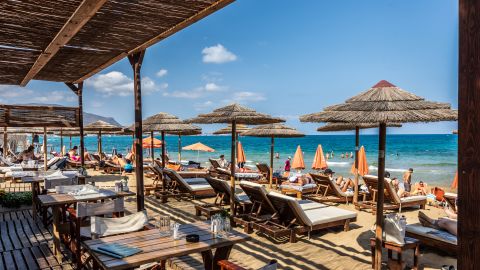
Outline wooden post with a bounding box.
[230,120,237,213]
[77,82,85,168]
[150,131,154,161]
[59,129,63,155]
[353,126,360,204]
[128,50,146,212]
[374,123,386,270]
[43,127,48,171]
[3,127,7,158]
[459,1,480,268]
[270,136,274,189]
[161,131,166,168]
[178,135,182,162]
[69,136,72,150]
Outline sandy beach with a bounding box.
[81,169,457,270]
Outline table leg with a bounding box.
[201,250,213,270]
[52,205,62,259]
[201,244,233,270]
[31,182,38,220]
[414,244,420,270]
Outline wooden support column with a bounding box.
[66,82,85,168]
[151,131,154,161]
[3,127,7,157]
[353,126,360,204]
[161,131,166,168]
[178,135,182,162]
[128,50,146,212]
[374,123,386,270]
[230,120,236,213]
[270,136,274,189]
[459,0,480,268]
[60,129,64,155]
[43,127,48,171]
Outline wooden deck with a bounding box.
[0,209,72,270]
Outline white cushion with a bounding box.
[444,192,457,198]
[400,195,427,203]
[406,224,457,245]
[280,183,316,191]
[297,200,327,211]
[303,206,357,226]
[91,211,148,237]
[189,184,214,192]
[184,178,208,185]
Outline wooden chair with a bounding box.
[161,168,216,199]
[357,175,427,214]
[307,173,354,204]
[205,177,252,216]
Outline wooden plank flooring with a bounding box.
[0,209,72,270]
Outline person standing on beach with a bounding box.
[284,156,291,173]
[402,168,413,193]
[218,154,228,168]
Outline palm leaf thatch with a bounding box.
[317,123,402,132]
[6,127,54,134]
[130,112,200,134]
[242,123,305,138]
[213,124,250,135]
[186,103,285,125]
[84,120,123,132]
[300,80,458,123]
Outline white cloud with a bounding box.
[87,71,164,96]
[202,44,237,64]
[0,85,34,98]
[156,69,168,77]
[31,91,76,103]
[204,83,221,92]
[194,100,214,111]
[0,86,75,104]
[163,83,224,99]
[225,91,266,103]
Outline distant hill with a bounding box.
[22,103,122,126]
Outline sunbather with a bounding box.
[68,146,81,161]
[412,181,430,195]
[418,211,457,236]
[84,149,93,161]
[18,145,36,162]
[391,177,410,198]
[281,173,313,186]
[324,168,354,192]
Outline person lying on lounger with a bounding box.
[392,177,410,198]
[281,173,313,186]
[324,168,354,192]
[412,181,430,196]
[418,211,457,236]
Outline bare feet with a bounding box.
[418,211,440,230]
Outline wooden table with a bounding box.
[83,222,251,270]
[370,237,420,270]
[37,189,135,259]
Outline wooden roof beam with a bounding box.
[20,0,107,86]
[73,0,234,83]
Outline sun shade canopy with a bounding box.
[0,104,79,127]
[0,0,234,85]
[182,142,215,152]
[84,120,122,132]
[317,122,402,132]
[300,80,458,124]
[213,124,250,135]
[186,103,285,125]
[242,123,304,138]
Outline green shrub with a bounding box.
[0,191,32,208]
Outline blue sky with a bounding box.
[2,0,458,134]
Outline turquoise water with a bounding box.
[43,134,457,187]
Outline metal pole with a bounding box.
[354,126,360,204]
[374,123,386,270]
[78,82,85,168]
[43,127,47,171]
[270,136,274,189]
[230,120,237,213]
[129,50,146,212]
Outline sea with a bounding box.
[43,134,457,188]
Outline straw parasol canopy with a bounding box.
[213,124,250,135]
[135,112,201,166]
[84,120,122,158]
[242,123,304,188]
[187,103,285,211]
[300,80,458,270]
[182,142,215,162]
[317,122,402,132]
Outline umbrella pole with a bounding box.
[270,136,274,189]
[354,126,360,204]
[43,127,47,171]
[150,131,154,161]
[161,131,166,168]
[230,120,237,214]
[374,123,387,270]
[60,129,63,155]
[99,130,102,159]
[178,135,181,162]
[69,136,72,150]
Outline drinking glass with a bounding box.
[155,216,171,236]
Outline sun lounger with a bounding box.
[444,192,457,212]
[254,191,357,242]
[216,167,263,182]
[357,175,427,214]
[406,224,457,255]
[205,177,252,215]
[307,173,354,203]
[162,168,215,199]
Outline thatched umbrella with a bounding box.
[84,120,123,159]
[213,124,250,135]
[186,103,284,212]
[300,80,457,270]
[168,128,202,162]
[242,123,305,188]
[139,112,200,167]
[317,122,402,204]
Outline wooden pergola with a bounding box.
[0,0,233,212]
[0,104,80,169]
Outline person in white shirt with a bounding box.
[218,154,228,168]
